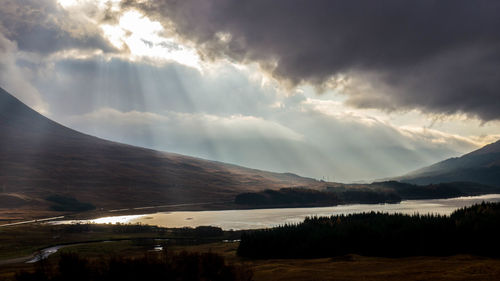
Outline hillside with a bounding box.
[0,87,324,220]
[396,140,500,186]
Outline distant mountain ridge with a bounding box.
[396,140,500,186]
[0,87,324,219]
[2,85,499,221]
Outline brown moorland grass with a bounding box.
[2,234,500,281]
[169,242,500,281]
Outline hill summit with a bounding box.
[397,139,500,186]
[0,87,322,219]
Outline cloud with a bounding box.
[31,57,279,118]
[271,103,479,181]
[13,53,480,182]
[0,32,49,114]
[69,108,304,142]
[0,0,116,55]
[0,0,496,183]
[127,0,500,120]
[63,100,479,182]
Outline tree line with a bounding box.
[16,251,253,281]
[238,202,500,258]
[234,187,399,207]
[235,181,500,207]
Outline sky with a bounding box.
[1,0,500,182]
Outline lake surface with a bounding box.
[60,194,500,230]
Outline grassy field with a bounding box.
[2,224,500,281]
[0,224,166,260]
[0,223,239,260]
[164,242,500,281]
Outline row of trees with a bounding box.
[235,181,500,208]
[235,187,400,207]
[46,195,95,212]
[238,202,500,258]
[56,223,224,237]
[368,181,500,200]
[16,251,253,281]
[235,188,339,206]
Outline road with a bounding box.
[0,201,231,227]
[0,216,65,228]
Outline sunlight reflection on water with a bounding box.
[58,194,500,230]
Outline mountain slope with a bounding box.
[397,140,500,186]
[0,87,324,217]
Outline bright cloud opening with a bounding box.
[113,10,201,68]
[57,0,201,68]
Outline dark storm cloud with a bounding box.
[0,0,116,55]
[127,0,500,120]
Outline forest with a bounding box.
[367,181,500,200]
[237,202,500,258]
[15,251,253,281]
[234,187,400,207]
[235,181,500,207]
[46,195,96,212]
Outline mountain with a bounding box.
[396,140,500,186]
[0,87,324,219]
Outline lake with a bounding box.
[59,194,500,230]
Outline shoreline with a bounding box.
[3,192,500,228]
